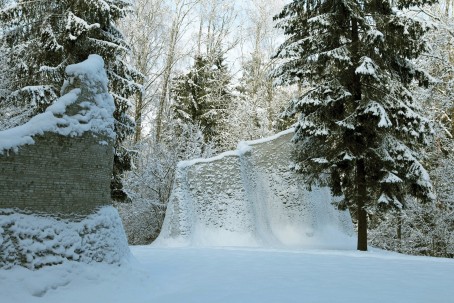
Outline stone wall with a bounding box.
[0,55,127,269]
[0,132,113,216]
[0,54,114,218]
[157,130,355,249]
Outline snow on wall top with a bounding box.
[0,55,115,154]
[63,54,109,94]
[178,128,295,168]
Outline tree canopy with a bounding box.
[273,0,436,250]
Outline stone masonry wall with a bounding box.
[0,56,126,269]
[0,55,115,217]
[158,129,355,248]
[0,133,113,216]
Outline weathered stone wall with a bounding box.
[0,55,114,217]
[0,133,113,216]
[157,130,355,248]
[187,155,254,233]
[0,55,126,269]
[0,206,129,269]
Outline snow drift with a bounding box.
[157,129,355,249]
[0,206,130,269]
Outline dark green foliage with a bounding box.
[273,0,436,250]
[368,16,454,258]
[0,0,142,201]
[171,54,231,146]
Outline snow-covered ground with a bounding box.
[2,245,454,303]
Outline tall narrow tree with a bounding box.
[0,0,142,201]
[273,0,436,250]
[171,54,232,147]
[120,0,166,143]
[154,0,198,143]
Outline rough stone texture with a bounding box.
[158,130,355,248]
[0,56,125,269]
[187,155,254,233]
[0,55,114,217]
[0,132,113,216]
[242,133,353,243]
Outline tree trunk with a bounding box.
[155,62,172,143]
[266,79,274,131]
[356,158,368,251]
[197,16,203,56]
[396,211,402,251]
[134,91,143,143]
[351,18,367,251]
[351,18,361,101]
[155,21,177,143]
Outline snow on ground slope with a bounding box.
[2,246,454,303]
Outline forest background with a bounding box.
[0,0,453,257]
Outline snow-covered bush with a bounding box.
[117,123,214,245]
[369,198,454,258]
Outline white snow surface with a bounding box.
[1,246,454,303]
[0,207,130,269]
[0,54,115,153]
[63,54,109,93]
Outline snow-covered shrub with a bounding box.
[117,123,214,245]
[369,198,454,258]
[0,206,130,269]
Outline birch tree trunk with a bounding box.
[155,0,198,142]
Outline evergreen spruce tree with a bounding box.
[0,0,142,201]
[273,0,436,250]
[171,54,231,147]
[367,10,454,258]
